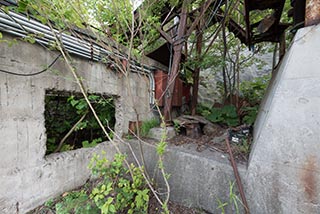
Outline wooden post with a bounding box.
[243,0,251,47]
[163,1,188,122]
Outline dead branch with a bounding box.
[54,112,88,153]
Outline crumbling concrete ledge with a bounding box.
[0,142,117,213]
[0,138,246,214]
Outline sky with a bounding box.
[132,0,143,10]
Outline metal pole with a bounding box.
[225,136,250,214]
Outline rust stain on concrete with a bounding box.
[300,155,318,203]
[305,0,320,26]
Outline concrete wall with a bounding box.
[246,25,320,213]
[4,24,320,214]
[0,33,152,213]
[0,33,244,214]
[124,140,247,213]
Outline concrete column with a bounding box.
[246,24,320,213]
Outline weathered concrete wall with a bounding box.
[247,25,320,213]
[125,140,247,213]
[0,32,245,214]
[0,33,152,213]
[6,24,320,214]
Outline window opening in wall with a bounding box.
[44,90,115,155]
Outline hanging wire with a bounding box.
[0,53,62,76]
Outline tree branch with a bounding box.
[54,112,88,153]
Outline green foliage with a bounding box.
[139,118,160,137]
[82,138,102,148]
[241,106,259,125]
[89,153,150,214]
[216,197,228,214]
[173,120,181,134]
[204,105,239,127]
[237,139,251,155]
[240,74,270,105]
[55,190,99,214]
[228,181,242,214]
[42,152,150,213]
[216,181,243,214]
[196,103,212,116]
[45,93,115,154]
[238,74,270,125]
[87,0,133,44]
[156,141,167,156]
[16,0,88,29]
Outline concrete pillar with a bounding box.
[246,24,320,213]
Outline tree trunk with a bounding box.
[222,21,228,101]
[163,1,188,122]
[191,27,203,116]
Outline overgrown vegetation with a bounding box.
[45,92,115,154]
[89,153,149,214]
[216,181,243,214]
[29,153,150,214]
[139,118,160,137]
[205,105,239,127]
[197,74,270,127]
[240,74,271,105]
[1,0,288,212]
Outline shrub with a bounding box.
[89,153,150,214]
[139,118,160,137]
[205,105,239,127]
[240,74,270,105]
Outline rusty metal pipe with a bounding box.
[225,136,250,214]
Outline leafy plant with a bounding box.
[173,120,181,134]
[240,74,270,105]
[216,181,243,214]
[196,103,211,117]
[205,105,239,127]
[40,152,150,214]
[54,190,99,214]
[89,153,150,214]
[216,197,228,214]
[241,106,259,125]
[237,74,270,125]
[139,118,160,137]
[237,139,251,155]
[45,92,115,154]
[82,138,102,148]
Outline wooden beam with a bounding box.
[156,26,174,44]
[243,0,251,47]
[163,0,188,122]
[186,0,215,36]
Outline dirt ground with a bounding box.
[168,130,251,164]
[29,190,209,214]
[168,115,252,164]
[148,195,210,214]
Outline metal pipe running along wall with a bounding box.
[0,10,156,105]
